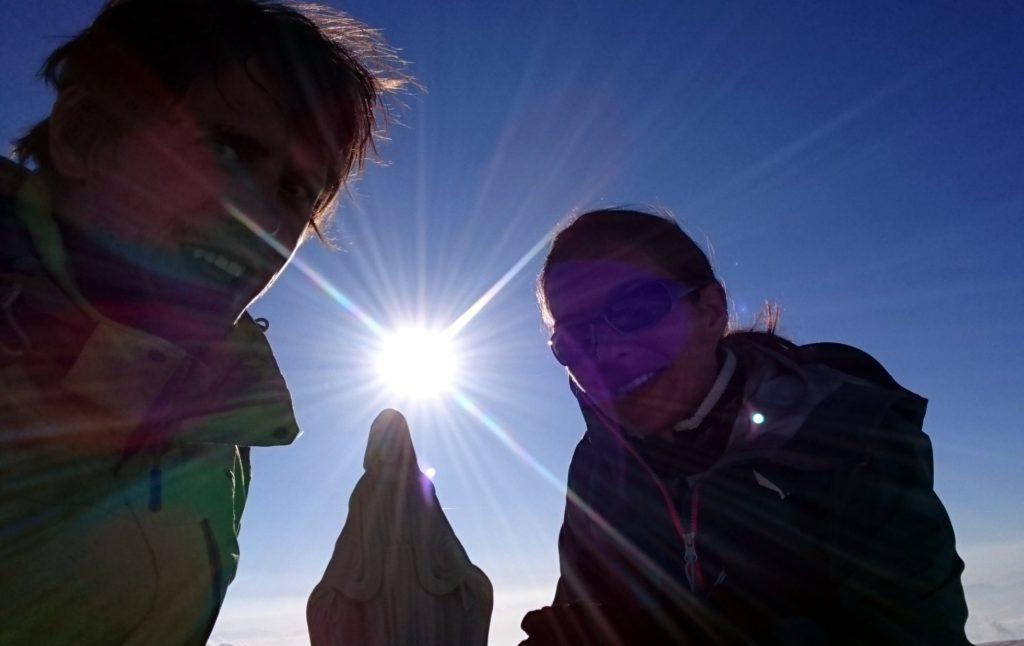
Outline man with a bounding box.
[0,1,409,642]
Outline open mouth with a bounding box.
[182,244,248,282]
[615,368,664,397]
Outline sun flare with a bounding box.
[375,328,459,399]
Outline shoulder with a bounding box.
[797,342,911,394]
[727,334,924,414]
[726,333,906,388]
[798,342,926,438]
[726,334,928,466]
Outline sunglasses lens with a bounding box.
[606,281,673,332]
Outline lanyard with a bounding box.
[588,401,707,593]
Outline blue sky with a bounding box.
[2,1,1023,643]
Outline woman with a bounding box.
[308,409,492,646]
[520,209,969,645]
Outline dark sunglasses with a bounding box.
[548,279,698,366]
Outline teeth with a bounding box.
[189,247,245,278]
[617,371,658,396]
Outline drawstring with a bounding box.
[585,400,705,592]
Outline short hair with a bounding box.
[13,0,413,238]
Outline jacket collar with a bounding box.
[11,171,300,447]
[721,340,845,458]
[672,349,737,432]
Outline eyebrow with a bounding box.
[208,124,326,187]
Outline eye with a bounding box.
[280,180,317,213]
[606,281,673,331]
[205,130,267,168]
[207,136,242,166]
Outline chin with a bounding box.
[615,409,666,437]
[613,390,677,435]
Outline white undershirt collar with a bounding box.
[672,348,737,432]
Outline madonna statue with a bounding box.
[307,409,493,646]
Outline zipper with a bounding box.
[681,484,704,593]
[585,400,740,596]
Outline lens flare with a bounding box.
[375,328,458,399]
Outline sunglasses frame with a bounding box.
[548,279,698,367]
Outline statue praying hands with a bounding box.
[307,409,493,646]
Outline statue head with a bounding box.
[364,408,419,473]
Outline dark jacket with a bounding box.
[527,337,969,645]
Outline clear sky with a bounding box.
[2,1,1023,644]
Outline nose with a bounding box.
[591,321,628,363]
[225,164,287,241]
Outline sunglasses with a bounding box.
[548,279,698,367]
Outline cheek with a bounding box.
[655,310,702,356]
[108,134,225,228]
[630,322,694,368]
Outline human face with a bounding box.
[544,255,724,437]
[59,59,330,338]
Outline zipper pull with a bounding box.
[683,531,702,592]
[683,532,698,562]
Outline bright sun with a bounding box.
[375,328,459,399]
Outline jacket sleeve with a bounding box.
[828,393,970,645]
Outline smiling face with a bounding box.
[544,253,726,438]
[52,59,331,342]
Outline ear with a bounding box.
[47,89,93,181]
[695,283,727,339]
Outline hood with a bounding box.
[720,337,926,471]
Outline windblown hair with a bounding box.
[12,0,413,238]
[537,207,783,342]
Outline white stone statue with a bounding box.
[307,409,493,646]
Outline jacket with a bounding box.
[0,158,300,644]
[543,336,970,645]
